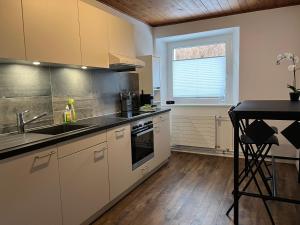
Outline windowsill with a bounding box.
[161,103,233,107]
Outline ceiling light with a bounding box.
[32,61,40,65]
[81,66,87,70]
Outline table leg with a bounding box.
[245,119,249,176]
[234,118,240,225]
[298,158,300,183]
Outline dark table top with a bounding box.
[233,100,300,120]
[0,108,171,160]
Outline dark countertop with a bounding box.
[0,109,170,160]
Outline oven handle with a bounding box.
[132,128,153,137]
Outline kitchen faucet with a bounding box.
[16,110,48,134]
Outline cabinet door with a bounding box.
[59,143,109,225]
[137,55,153,94]
[78,0,109,68]
[0,147,62,225]
[108,15,135,57]
[154,113,171,166]
[0,0,26,60]
[153,57,161,89]
[22,0,81,65]
[107,124,133,200]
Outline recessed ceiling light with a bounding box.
[81,66,87,70]
[32,61,40,65]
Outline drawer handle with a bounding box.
[94,148,105,160]
[115,128,125,137]
[34,151,55,160]
[94,147,107,153]
[115,128,125,133]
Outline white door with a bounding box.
[78,0,109,68]
[59,143,110,225]
[108,15,135,57]
[0,0,26,60]
[107,124,134,200]
[22,0,81,65]
[0,147,62,225]
[154,113,171,166]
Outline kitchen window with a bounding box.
[167,34,237,105]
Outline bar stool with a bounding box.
[226,105,279,225]
[230,103,278,193]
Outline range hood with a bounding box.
[109,53,145,72]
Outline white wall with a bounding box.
[154,6,300,159]
[154,5,300,100]
[83,0,153,56]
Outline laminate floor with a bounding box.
[92,152,300,225]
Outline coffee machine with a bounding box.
[120,91,139,112]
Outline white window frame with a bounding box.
[167,34,234,105]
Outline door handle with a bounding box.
[94,147,107,153]
[94,148,106,160]
[115,128,125,137]
[135,128,153,137]
[34,151,55,160]
[159,116,165,121]
[32,151,56,171]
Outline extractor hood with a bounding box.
[109,53,145,72]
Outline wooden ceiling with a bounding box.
[97,0,300,26]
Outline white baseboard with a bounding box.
[171,145,297,165]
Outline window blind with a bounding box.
[172,56,226,99]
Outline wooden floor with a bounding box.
[92,152,300,225]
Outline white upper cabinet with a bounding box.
[78,0,109,68]
[0,0,137,68]
[108,15,135,58]
[0,147,62,225]
[22,0,82,65]
[137,55,161,94]
[0,0,26,60]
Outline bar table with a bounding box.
[232,100,300,225]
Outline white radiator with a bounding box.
[171,115,233,150]
[171,115,216,148]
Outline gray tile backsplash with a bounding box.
[0,64,51,98]
[0,63,139,133]
[50,67,93,97]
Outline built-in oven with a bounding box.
[131,117,154,170]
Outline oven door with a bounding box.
[131,127,154,170]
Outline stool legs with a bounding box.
[227,144,275,225]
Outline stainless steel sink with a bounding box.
[29,124,89,135]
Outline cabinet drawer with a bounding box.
[57,131,106,158]
[107,124,130,140]
[153,112,169,124]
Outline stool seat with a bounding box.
[271,126,278,134]
[241,134,279,146]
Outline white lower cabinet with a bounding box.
[0,114,171,225]
[0,147,62,225]
[59,142,109,225]
[135,157,154,177]
[153,112,171,167]
[107,124,133,200]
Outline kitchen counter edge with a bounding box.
[0,109,171,160]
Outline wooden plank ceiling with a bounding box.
[97,0,300,26]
